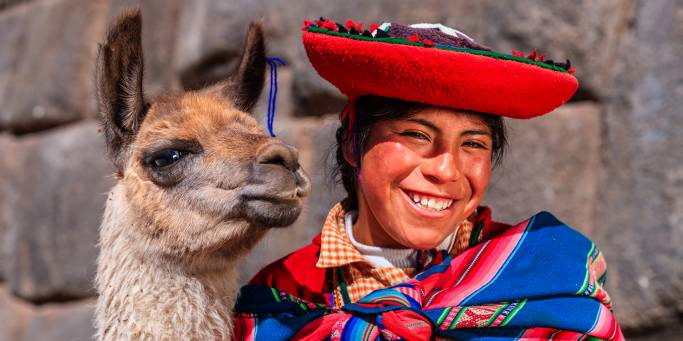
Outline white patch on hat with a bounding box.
[373,22,392,37]
[409,23,474,42]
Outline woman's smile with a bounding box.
[399,187,455,218]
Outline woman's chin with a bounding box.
[392,226,451,250]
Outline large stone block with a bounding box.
[0,0,108,133]
[0,0,28,10]
[0,285,34,341]
[0,134,18,280]
[5,121,115,302]
[172,0,268,95]
[483,102,603,235]
[22,298,96,341]
[594,0,683,331]
[0,284,96,341]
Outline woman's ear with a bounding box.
[342,139,358,168]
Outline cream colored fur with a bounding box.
[96,185,245,340]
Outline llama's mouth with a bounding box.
[242,195,304,228]
[240,165,310,228]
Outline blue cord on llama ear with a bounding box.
[266,56,286,137]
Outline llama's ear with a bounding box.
[221,20,266,113]
[95,8,147,172]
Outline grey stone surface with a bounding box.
[593,0,683,331]
[1,284,96,341]
[0,134,17,280]
[0,0,106,133]
[478,0,634,100]
[22,298,96,341]
[0,0,28,11]
[5,121,115,302]
[107,0,185,96]
[483,103,603,235]
[0,285,33,341]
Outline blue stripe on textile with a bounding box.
[415,255,452,280]
[460,216,534,305]
[253,312,327,341]
[341,316,375,341]
[496,296,601,332]
[587,299,601,335]
[460,212,595,306]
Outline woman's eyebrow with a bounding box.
[405,118,441,133]
[461,129,491,137]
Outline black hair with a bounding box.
[331,95,507,209]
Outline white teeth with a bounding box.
[407,190,452,212]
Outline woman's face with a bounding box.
[350,107,493,250]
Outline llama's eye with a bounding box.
[150,150,184,168]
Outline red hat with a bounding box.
[302,19,578,123]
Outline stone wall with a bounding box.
[0,0,680,339]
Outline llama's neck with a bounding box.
[95,185,239,340]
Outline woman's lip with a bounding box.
[399,188,452,219]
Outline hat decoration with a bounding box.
[301,17,579,127]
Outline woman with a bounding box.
[235,19,622,340]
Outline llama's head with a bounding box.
[95,9,310,265]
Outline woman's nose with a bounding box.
[421,152,462,183]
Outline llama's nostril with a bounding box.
[256,143,299,172]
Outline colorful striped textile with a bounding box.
[234,212,623,340]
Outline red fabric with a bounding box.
[249,234,330,304]
[302,31,578,119]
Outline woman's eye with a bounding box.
[400,131,429,141]
[463,141,486,149]
[150,150,184,168]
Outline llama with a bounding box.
[94,9,310,340]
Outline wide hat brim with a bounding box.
[302,28,578,119]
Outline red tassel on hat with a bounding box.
[511,50,524,57]
[345,19,355,30]
[322,19,337,31]
[370,23,379,33]
[407,33,420,42]
[301,20,314,31]
[422,39,436,47]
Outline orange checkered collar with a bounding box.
[316,202,365,268]
[316,202,480,269]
